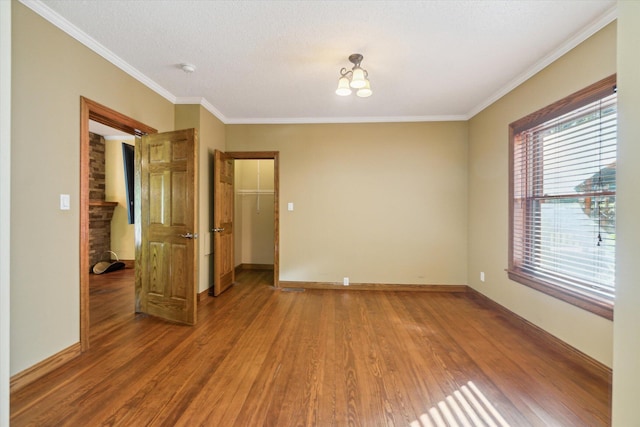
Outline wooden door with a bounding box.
[137,129,198,325]
[212,150,235,296]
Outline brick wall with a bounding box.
[89,132,106,200]
[89,132,116,267]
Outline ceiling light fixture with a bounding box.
[336,53,372,98]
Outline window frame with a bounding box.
[508,74,616,320]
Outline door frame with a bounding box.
[227,151,280,288]
[79,97,157,351]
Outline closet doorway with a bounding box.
[228,152,279,287]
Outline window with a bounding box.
[508,75,616,320]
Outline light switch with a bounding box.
[60,194,70,210]
[287,202,294,211]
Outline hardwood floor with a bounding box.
[89,268,136,342]
[11,269,611,426]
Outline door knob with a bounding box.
[212,228,225,233]
[179,232,198,239]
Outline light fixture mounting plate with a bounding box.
[180,63,196,73]
[348,53,363,66]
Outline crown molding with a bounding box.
[19,0,177,104]
[174,98,465,124]
[224,115,468,125]
[174,97,228,123]
[465,4,617,120]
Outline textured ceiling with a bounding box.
[27,0,616,123]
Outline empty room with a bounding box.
[2,1,640,426]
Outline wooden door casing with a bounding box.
[226,151,280,289]
[80,97,157,351]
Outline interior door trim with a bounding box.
[226,151,280,288]
[80,97,157,351]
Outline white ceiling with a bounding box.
[88,120,135,139]
[26,0,616,124]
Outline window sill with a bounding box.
[507,269,613,320]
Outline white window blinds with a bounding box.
[510,81,616,313]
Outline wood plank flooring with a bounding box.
[11,269,611,426]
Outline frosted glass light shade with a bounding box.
[335,76,352,96]
[350,67,366,88]
[356,79,372,97]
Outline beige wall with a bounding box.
[467,23,616,366]
[234,160,275,266]
[11,2,175,375]
[105,137,135,260]
[613,2,640,424]
[227,122,469,285]
[175,104,226,293]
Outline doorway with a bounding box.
[80,97,157,351]
[86,122,136,341]
[227,152,280,288]
[234,159,276,276]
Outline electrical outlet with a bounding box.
[343,277,349,286]
[480,272,485,282]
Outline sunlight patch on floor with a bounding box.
[410,381,510,427]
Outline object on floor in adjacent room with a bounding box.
[92,250,125,275]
